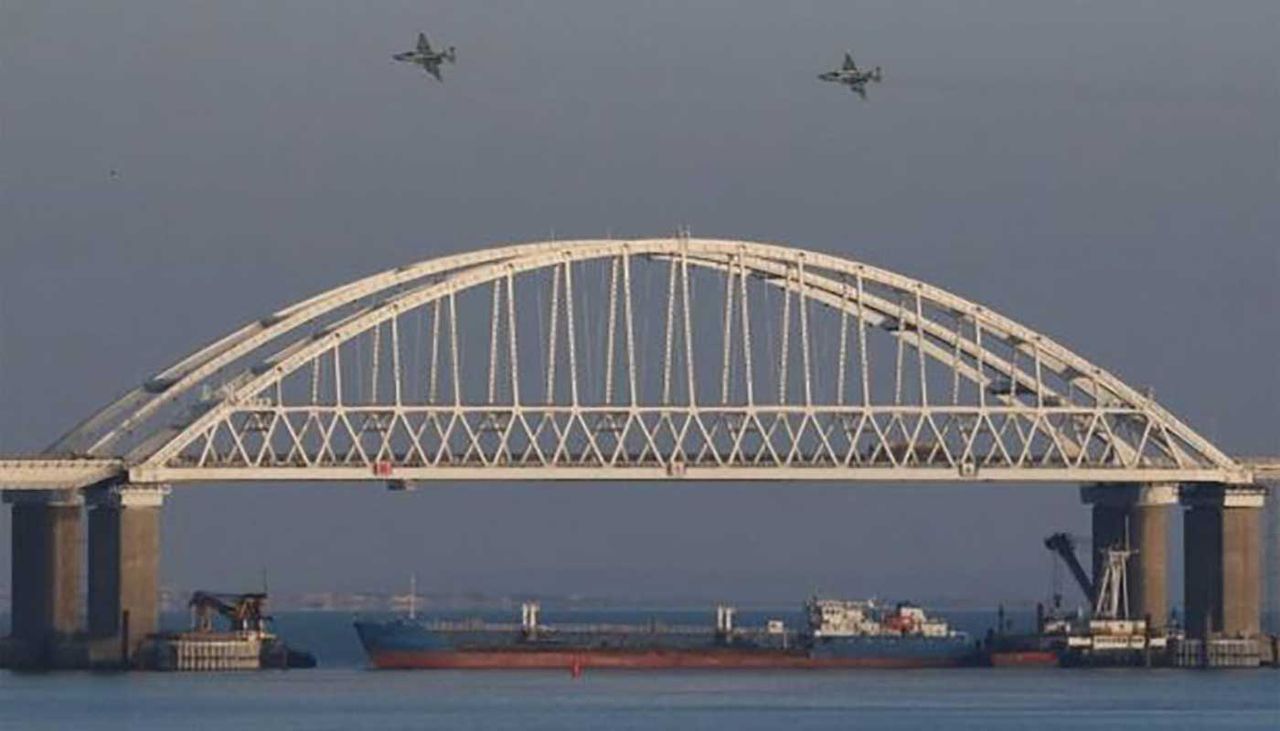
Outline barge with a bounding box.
[137,591,316,671]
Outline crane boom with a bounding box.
[1044,533,1094,605]
[189,590,270,633]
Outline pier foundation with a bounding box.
[3,490,82,665]
[86,484,168,666]
[1081,484,1175,626]
[1183,484,1265,638]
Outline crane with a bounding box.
[1043,533,1095,606]
[1091,546,1135,620]
[188,591,271,633]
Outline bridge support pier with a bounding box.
[86,484,168,667]
[1182,484,1265,638]
[2,490,83,667]
[1081,484,1176,627]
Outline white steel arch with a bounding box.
[39,238,1250,486]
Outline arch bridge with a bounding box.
[0,237,1269,667]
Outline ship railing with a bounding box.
[421,620,716,634]
[420,620,800,641]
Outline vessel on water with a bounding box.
[982,534,1176,668]
[355,596,977,670]
[138,591,316,671]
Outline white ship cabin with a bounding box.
[807,598,958,638]
[1087,618,1146,637]
[888,603,954,638]
[806,598,882,637]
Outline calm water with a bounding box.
[1,611,1277,730]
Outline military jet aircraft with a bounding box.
[394,33,456,82]
[818,52,882,99]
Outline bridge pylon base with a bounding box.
[1182,484,1265,639]
[86,484,167,667]
[2,490,82,668]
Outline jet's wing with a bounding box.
[852,84,867,100]
[423,61,443,82]
[417,33,432,53]
[843,52,857,71]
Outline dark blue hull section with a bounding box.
[810,634,974,661]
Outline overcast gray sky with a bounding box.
[1,1,1276,606]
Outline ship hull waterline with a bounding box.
[365,648,974,670]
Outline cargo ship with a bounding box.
[354,597,977,669]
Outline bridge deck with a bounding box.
[0,458,1265,490]
[0,458,125,491]
[1237,457,1280,483]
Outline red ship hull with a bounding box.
[987,650,1059,667]
[368,648,969,670]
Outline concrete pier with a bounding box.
[3,490,83,664]
[1182,484,1265,638]
[1081,484,1176,626]
[1128,490,1173,628]
[86,484,168,666]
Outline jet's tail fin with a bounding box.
[872,66,882,82]
[445,46,457,63]
[843,52,856,70]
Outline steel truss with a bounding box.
[44,238,1249,486]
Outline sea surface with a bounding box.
[1,610,1277,730]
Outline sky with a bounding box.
[0,1,1277,607]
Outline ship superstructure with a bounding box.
[808,599,958,638]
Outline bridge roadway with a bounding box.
[0,456,1270,490]
[0,459,125,491]
[1240,457,1280,483]
[0,237,1272,668]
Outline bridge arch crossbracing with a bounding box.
[47,238,1246,486]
